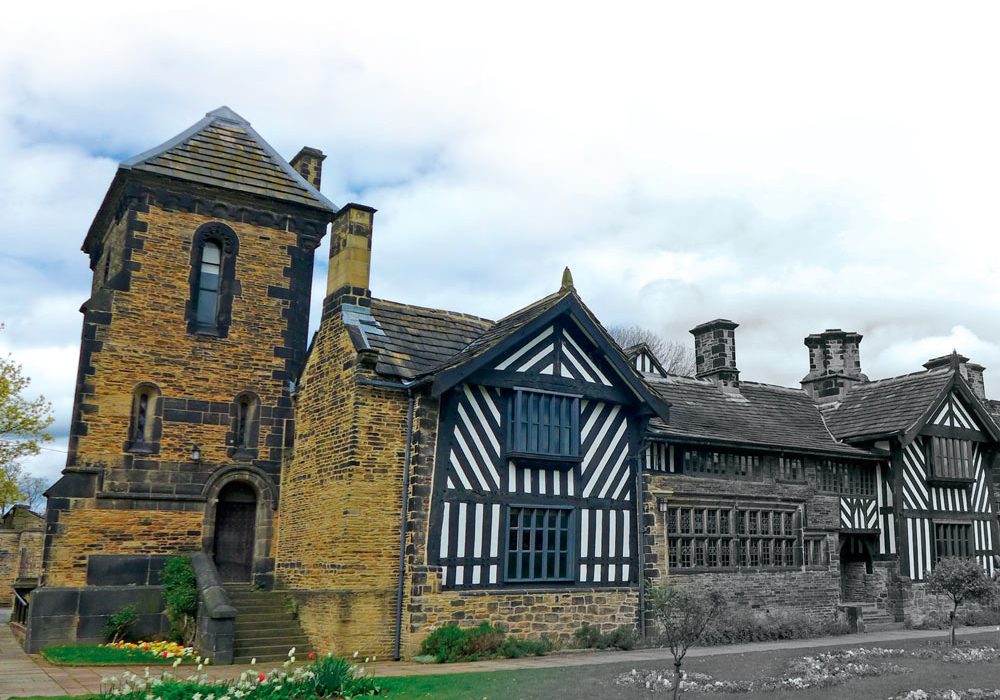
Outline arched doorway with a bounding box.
[214,481,257,583]
[839,533,875,602]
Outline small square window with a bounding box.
[507,389,581,466]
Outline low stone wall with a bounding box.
[23,585,168,652]
[900,580,996,626]
[664,567,842,619]
[404,585,639,657]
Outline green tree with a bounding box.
[647,582,726,699]
[927,557,996,646]
[0,327,54,512]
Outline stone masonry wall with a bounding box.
[276,309,410,656]
[404,572,638,657]
[46,507,202,587]
[47,177,325,585]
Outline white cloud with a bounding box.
[4,0,1000,487]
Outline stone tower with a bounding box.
[42,107,336,592]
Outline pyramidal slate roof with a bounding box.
[119,106,337,213]
[824,367,955,441]
[645,375,874,458]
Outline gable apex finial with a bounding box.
[206,106,248,125]
[560,266,575,293]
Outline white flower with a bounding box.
[250,657,256,665]
[288,647,296,657]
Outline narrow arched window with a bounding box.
[127,383,161,453]
[187,222,239,337]
[196,241,222,327]
[230,392,260,458]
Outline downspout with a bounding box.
[393,392,415,660]
[358,377,418,662]
[635,438,648,639]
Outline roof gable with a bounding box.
[625,343,668,378]
[826,366,1000,444]
[120,106,337,213]
[428,290,670,419]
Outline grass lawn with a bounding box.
[40,645,180,665]
[18,631,1000,699]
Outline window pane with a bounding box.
[196,290,218,325]
[202,241,221,265]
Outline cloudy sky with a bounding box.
[3,2,1000,485]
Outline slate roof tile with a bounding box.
[645,375,872,457]
[120,106,336,213]
[824,368,953,440]
[366,299,494,379]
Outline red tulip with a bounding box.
[308,652,316,660]
[162,651,168,658]
[258,673,266,682]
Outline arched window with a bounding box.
[127,383,161,453]
[188,222,239,336]
[196,241,222,327]
[230,392,260,458]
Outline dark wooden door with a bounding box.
[214,483,257,583]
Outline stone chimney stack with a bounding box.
[923,352,987,400]
[323,203,377,317]
[800,329,867,403]
[690,319,740,393]
[290,147,326,190]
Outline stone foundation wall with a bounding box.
[404,579,639,657]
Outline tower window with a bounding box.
[187,222,239,337]
[126,384,161,453]
[196,241,222,327]
[230,392,260,458]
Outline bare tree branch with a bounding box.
[606,324,696,377]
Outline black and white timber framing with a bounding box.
[427,297,670,590]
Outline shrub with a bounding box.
[696,608,849,646]
[573,623,639,650]
[105,605,138,643]
[419,621,552,662]
[162,555,198,644]
[927,557,997,646]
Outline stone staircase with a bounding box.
[227,587,312,663]
[842,601,904,632]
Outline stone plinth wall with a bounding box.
[404,583,639,657]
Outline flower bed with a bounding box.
[99,649,379,699]
[616,646,1000,694]
[103,640,196,660]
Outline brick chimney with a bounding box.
[923,351,987,400]
[690,319,740,393]
[290,147,326,190]
[322,203,377,319]
[800,329,867,404]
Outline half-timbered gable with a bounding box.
[625,343,668,378]
[424,277,670,590]
[827,355,1000,582]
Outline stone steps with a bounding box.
[225,587,311,663]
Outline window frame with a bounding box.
[926,436,975,484]
[125,383,161,454]
[665,501,801,573]
[933,520,973,562]
[817,459,877,497]
[186,222,239,338]
[505,388,582,468]
[229,391,261,459]
[503,504,575,584]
